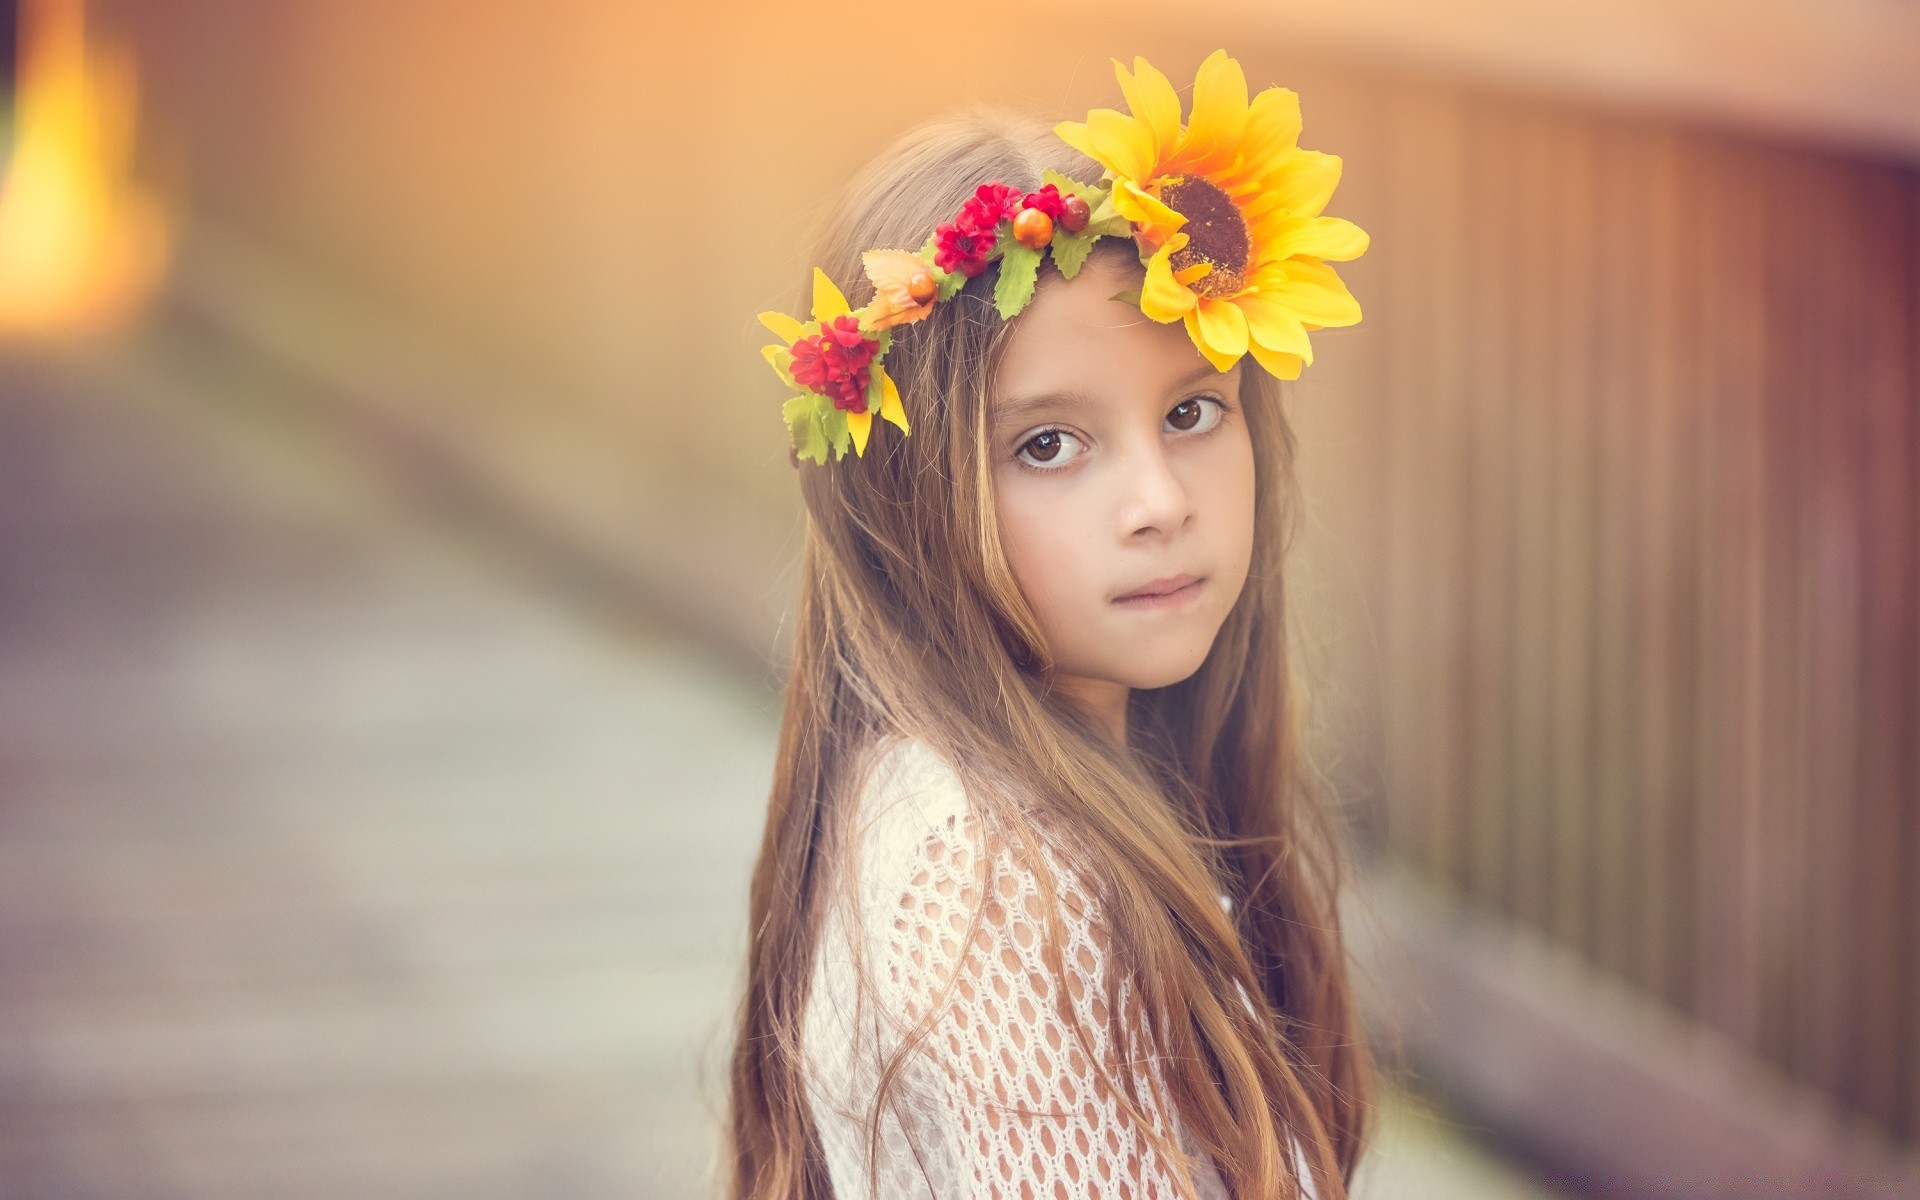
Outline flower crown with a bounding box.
[758,49,1369,465]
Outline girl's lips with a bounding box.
[1112,574,1205,608]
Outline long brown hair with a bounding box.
[727,105,1377,1199]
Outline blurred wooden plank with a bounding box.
[1545,110,1600,957]
[1637,125,1702,1017]
[0,1079,699,1200]
[1281,68,1397,853]
[0,349,778,1200]
[1586,117,1651,987]
[1755,146,1815,1079]
[1378,80,1465,872]
[1797,152,1867,1104]
[1352,865,1920,1199]
[1848,162,1917,1138]
[1505,106,1560,935]
[1910,178,1920,1146]
[1461,95,1521,914]
[1692,138,1771,1052]
[1372,81,1425,867]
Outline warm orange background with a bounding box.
[5,2,1917,1194]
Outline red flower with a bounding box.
[1021,184,1068,219]
[933,219,995,277]
[789,314,877,412]
[928,181,1068,281]
[960,181,1022,230]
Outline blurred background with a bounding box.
[1,0,1916,1196]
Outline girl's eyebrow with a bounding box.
[994,362,1227,428]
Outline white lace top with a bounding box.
[800,737,1319,1199]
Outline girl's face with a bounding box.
[989,247,1257,723]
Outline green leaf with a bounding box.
[864,369,884,414]
[917,233,940,265]
[783,394,831,465]
[1082,185,1132,238]
[1041,168,1098,201]
[1110,287,1143,308]
[1049,230,1096,280]
[994,243,1043,318]
[824,408,852,459]
[936,267,968,301]
[1040,171,1119,227]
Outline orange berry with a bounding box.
[907,268,937,304]
[1013,208,1054,249]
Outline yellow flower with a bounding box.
[758,268,910,459]
[1054,50,1368,378]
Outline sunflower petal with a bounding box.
[761,343,797,388]
[1054,118,1103,168]
[1181,50,1248,176]
[1253,211,1371,264]
[1271,149,1343,218]
[1238,294,1314,364]
[1113,179,1186,231]
[1296,216,1369,262]
[1114,56,1181,166]
[1232,85,1303,186]
[1083,107,1156,182]
[1248,208,1304,257]
[847,407,872,457]
[878,369,909,434]
[757,310,806,344]
[811,267,851,322]
[1196,295,1249,358]
[1184,306,1244,372]
[1240,190,1291,224]
[1258,258,1363,327]
[1173,261,1213,286]
[1247,340,1304,380]
[1141,234,1198,322]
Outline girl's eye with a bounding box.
[1012,399,1219,469]
[1166,395,1225,434]
[1016,428,1084,469]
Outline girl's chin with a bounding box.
[1103,650,1215,692]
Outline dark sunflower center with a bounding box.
[1161,174,1250,297]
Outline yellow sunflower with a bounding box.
[1053,50,1368,378]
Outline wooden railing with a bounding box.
[1292,72,1918,1150]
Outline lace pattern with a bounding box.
[802,737,1317,1199]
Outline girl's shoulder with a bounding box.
[845,736,1223,913]
[840,735,1072,917]
[855,734,967,815]
[844,735,978,885]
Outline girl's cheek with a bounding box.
[995,483,1067,603]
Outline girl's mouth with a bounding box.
[1112,573,1206,609]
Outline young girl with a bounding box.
[729,51,1376,1200]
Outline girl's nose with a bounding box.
[1120,441,1195,539]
